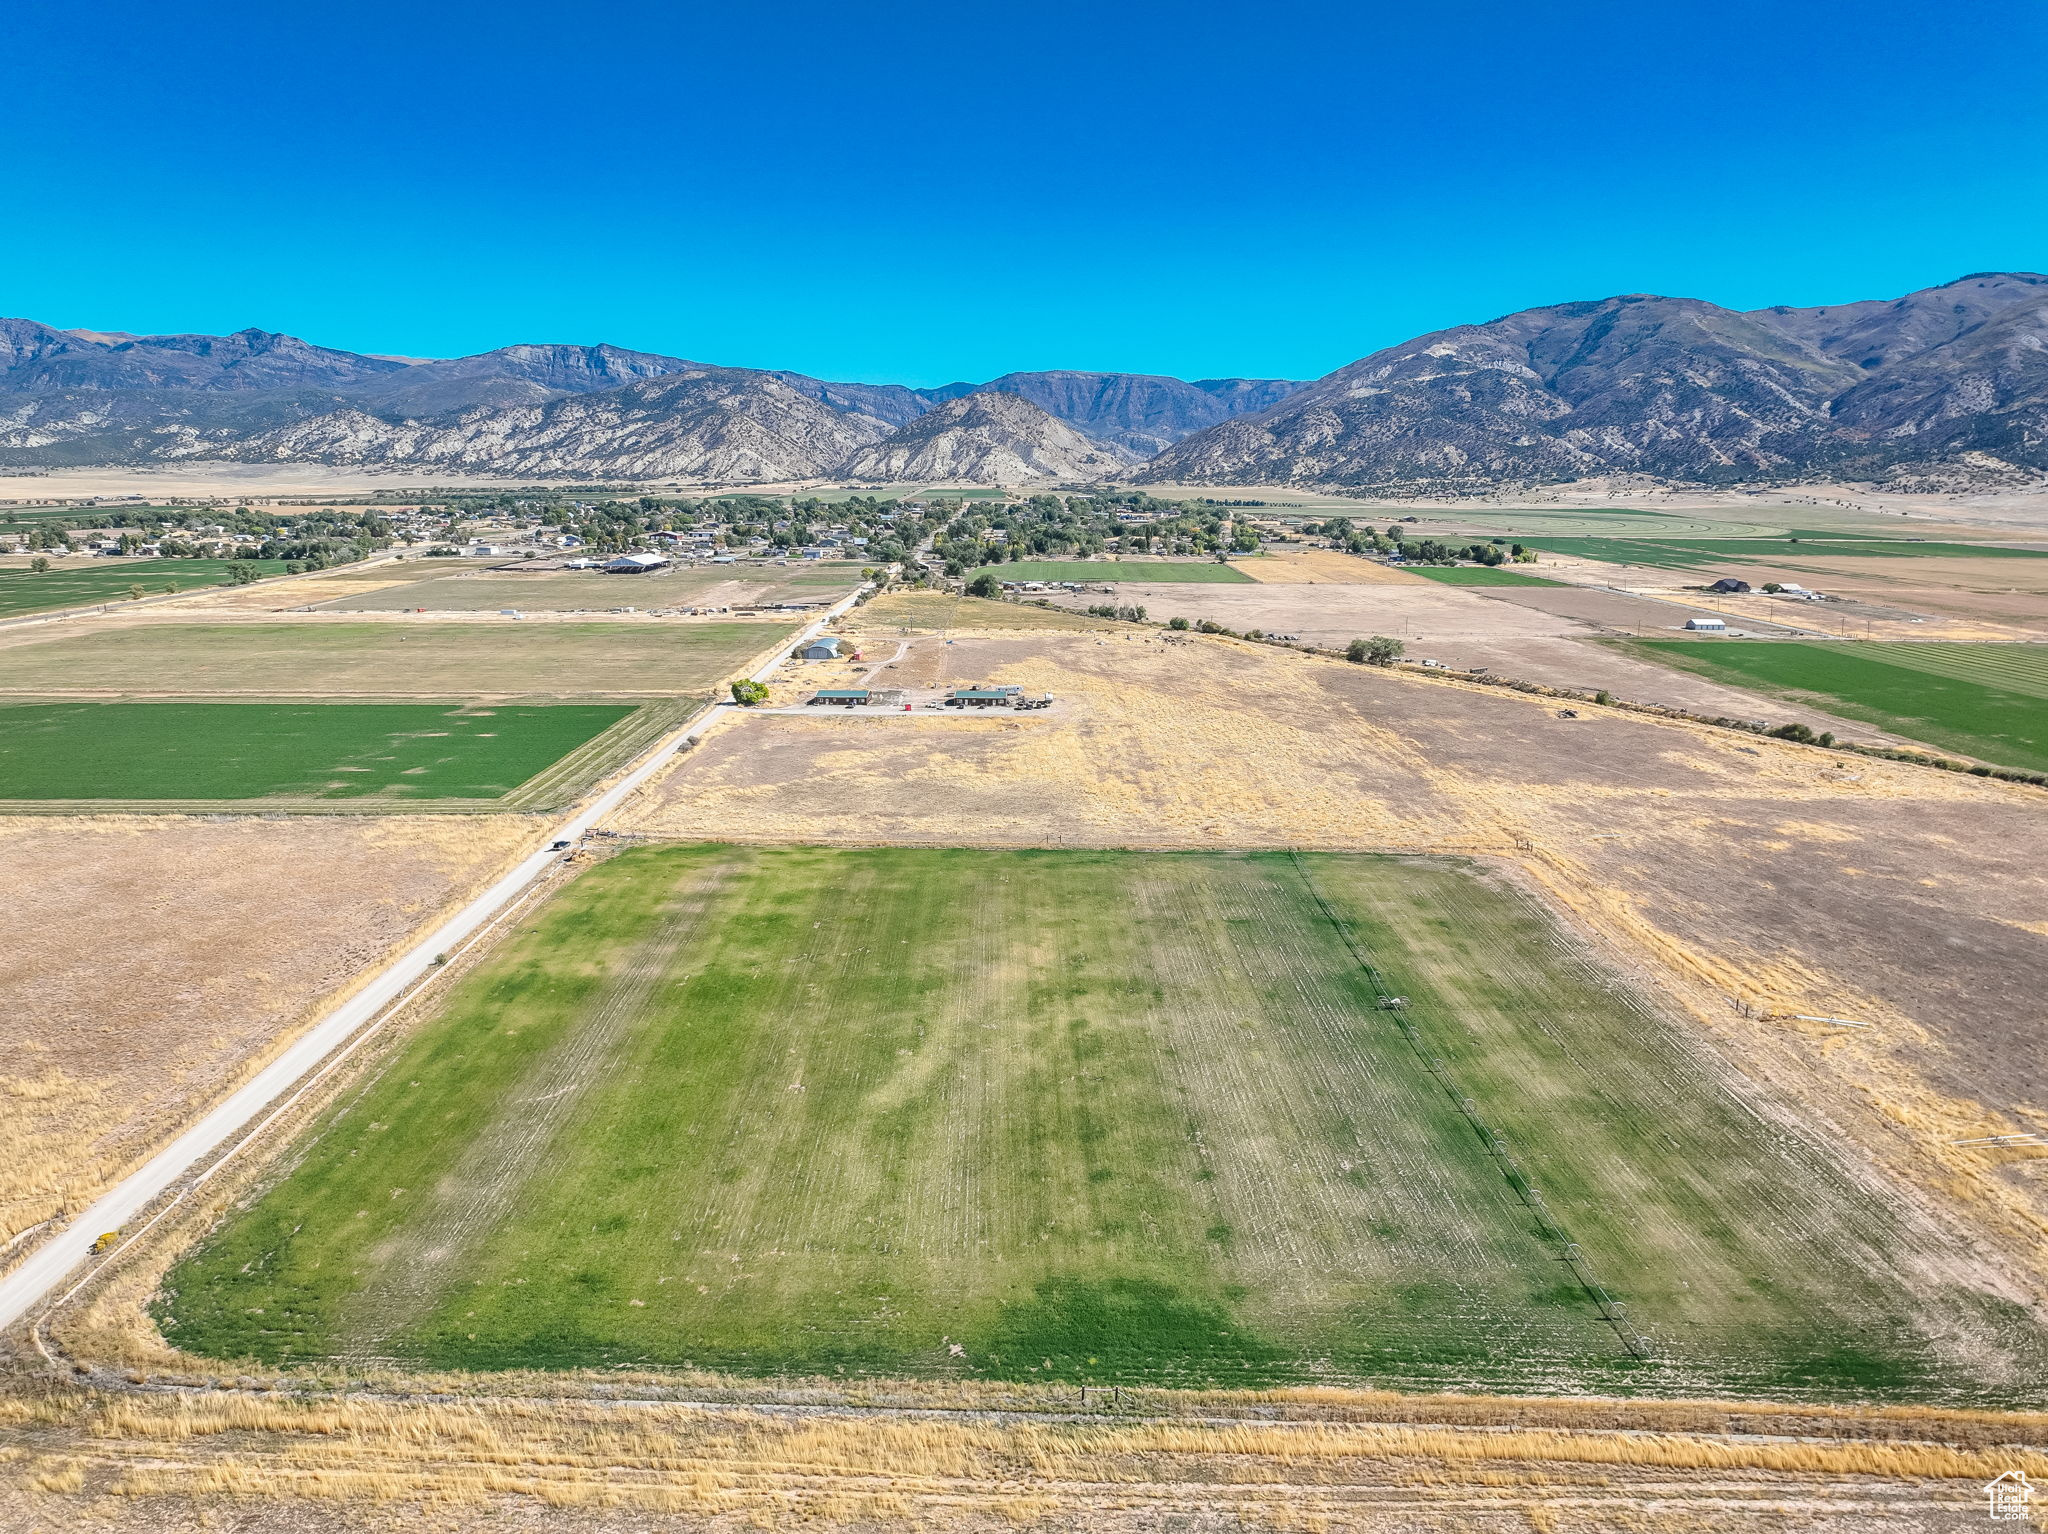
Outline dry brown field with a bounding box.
[620,629,2048,1291]
[1028,582,1919,741]
[0,813,538,1255]
[5,1380,2044,1531]
[1677,555,2048,637]
[1240,549,1429,583]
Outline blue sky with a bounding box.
[3,0,2043,385]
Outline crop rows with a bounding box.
[1815,642,2048,701]
[154,847,2048,1400]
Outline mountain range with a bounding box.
[4,272,2045,488]
[1142,272,2048,491]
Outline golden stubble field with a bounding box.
[617,629,2048,1303]
[0,813,540,1254]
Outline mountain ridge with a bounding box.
[5,274,2046,486]
[1140,273,2048,490]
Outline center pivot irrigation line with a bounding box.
[1286,850,1654,1361]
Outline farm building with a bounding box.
[1685,616,1729,632]
[800,636,844,661]
[945,687,1014,708]
[606,553,669,574]
[808,688,903,707]
[1709,578,1751,593]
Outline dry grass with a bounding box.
[1241,551,1430,584]
[0,813,540,1247]
[848,591,1118,633]
[4,1383,2043,1528]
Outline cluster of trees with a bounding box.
[1085,603,1147,621]
[10,506,391,567]
[931,492,1261,577]
[483,492,931,565]
[1302,518,1535,566]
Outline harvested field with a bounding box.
[1625,640,2048,771]
[1404,566,1565,586]
[1239,550,1427,584]
[0,619,799,696]
[9,1385,2046,1534]
[0,700,635,803]
[619,630,2048,1305]
[159,844,2044,1398]
[848,590,1118,633]
[1677,555,2048,635]
[990,559,1253,583]
[0,813,538,1249]
[315,567,862,613]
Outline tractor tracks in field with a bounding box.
[1285,850,1654,1362]
[331,858,742,1364]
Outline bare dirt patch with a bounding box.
[0,813,538,1249]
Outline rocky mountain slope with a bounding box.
[227,369,898,482]
[839,392,1136,483]
[0,322,1292,478]
[7,274,2044,486]
[1141,273,2048,490]
[921,371,1301,455]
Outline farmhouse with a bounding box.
[1709,578,1751,593]
[945,686,1018,708]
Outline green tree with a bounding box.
[1167,616,1190,630]
[966,572,1001,598]
[127,583,146,601]
[1348,635,1403,665]
[28,555,51,573]
[225,561,260,585]
[730,679,771,706]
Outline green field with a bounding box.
[992,561,1254,584]
[157,846,2043,1399]
[0,621,796,697]
[1402,566,1564,587]
[0,700,634,801]
[1624,641,2048,771]
[1519,537,2048,571]
[0,558,294,617]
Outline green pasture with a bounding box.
[989,560,1253,584]
[0,700,633,801]
[0,558,294,618]
[157,846,2043,1400]
[1402,567,1565,587]
[1623,641,2048,772]
[1521,537,2048,571]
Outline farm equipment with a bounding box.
[1377,996,1409,1010]
[90,1230,122,1254]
